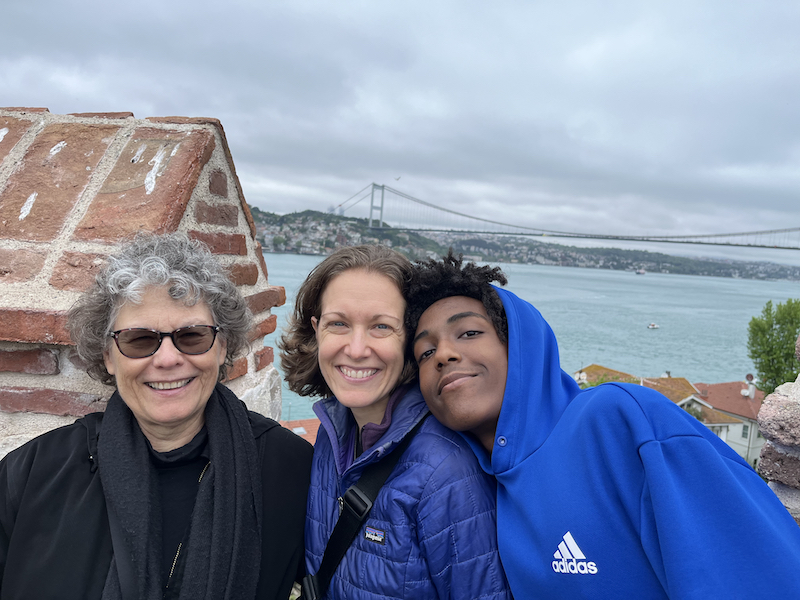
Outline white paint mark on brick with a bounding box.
[49,141,67,157]
[19,192,37,221]
[0,128,8,143]
[131,144,146,164]
[145,146,169,195]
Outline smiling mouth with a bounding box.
[438,372,475,394]
[146,378,194,390]
[339,367,378,379]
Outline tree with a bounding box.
[747,299,800,395]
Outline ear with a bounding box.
[103,346,116,376]
[311,316,319,333]
[217,337,227,367]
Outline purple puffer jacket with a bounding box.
[305,383,512,599]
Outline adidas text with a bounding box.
[551,558,598,575]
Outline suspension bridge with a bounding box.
[331,183,800,251]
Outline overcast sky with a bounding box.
[3,0,799,263]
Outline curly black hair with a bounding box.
[405,249,509,346]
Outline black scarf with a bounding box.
[97,383,262,600]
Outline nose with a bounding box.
[344,327,372,359]
[434,339,460,369]
[151,335,184,367]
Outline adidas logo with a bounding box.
[551,531,598,575]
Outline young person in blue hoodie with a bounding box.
[406,251,800,599]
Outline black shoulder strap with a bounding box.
[302,413,430,600]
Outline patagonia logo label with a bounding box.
[364,526,385,544]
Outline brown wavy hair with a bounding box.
[278,244,417,398]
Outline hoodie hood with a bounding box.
[462,286,581,476]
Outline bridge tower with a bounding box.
[369,183,385,228]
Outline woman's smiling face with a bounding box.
[312,269,407,429]
[103,286,226,450]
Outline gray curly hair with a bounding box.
[68,232,252,385]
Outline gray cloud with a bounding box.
[3,0,799,259]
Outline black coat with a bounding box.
[0,408,312,600]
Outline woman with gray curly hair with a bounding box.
[0,233,312,600]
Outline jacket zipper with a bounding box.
[166,542,182,588]
[165,461,211,590]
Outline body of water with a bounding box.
[262,253,799,421]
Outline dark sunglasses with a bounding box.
[108,325,220,358]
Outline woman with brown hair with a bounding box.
[280,244,510,600]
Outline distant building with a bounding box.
[682,380,765,467]
[573,364,765,466]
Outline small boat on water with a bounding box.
[636,269,646,275]
[647,323,659,329]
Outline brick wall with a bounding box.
[0,108,284,456]
[757,335,800,526]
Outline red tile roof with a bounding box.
[280,418,321,445]
[641,377,698,404]
[693,382,764,420]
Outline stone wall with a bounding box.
[0,108,285,457]
[757,337,800,526]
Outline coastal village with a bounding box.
[251,207,800,281]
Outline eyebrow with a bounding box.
[413,311,490,345]
[320,311,402,323]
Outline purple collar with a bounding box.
[348,383,413,463]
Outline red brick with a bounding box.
[195,201,238,227]
[255,346,273,371]
[223,356,248,382]
[0,309,71,344]
[0,122,120,242]
[0,115,36,163]
[255,242,269,280]
[246,286,286,314]
[146,117,255,239]
[147,117,222,127]
[241,198,257,239]
[0,108,49,113]
[0,386,106,416]
[0,349,60,374]
[228,262,259,286]
[73,127,215,242]
[209,170,227,197]
[0,248,47,283]
[69,112,134,119]
[49,251,107,291]
[188,231,247,255]
[248,315,277,341]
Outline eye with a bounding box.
[371,323,396,337]
[321,319,349,332]
[461,330,482,338]
[417,347,435,362]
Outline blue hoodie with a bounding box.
[461,287,800,599]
